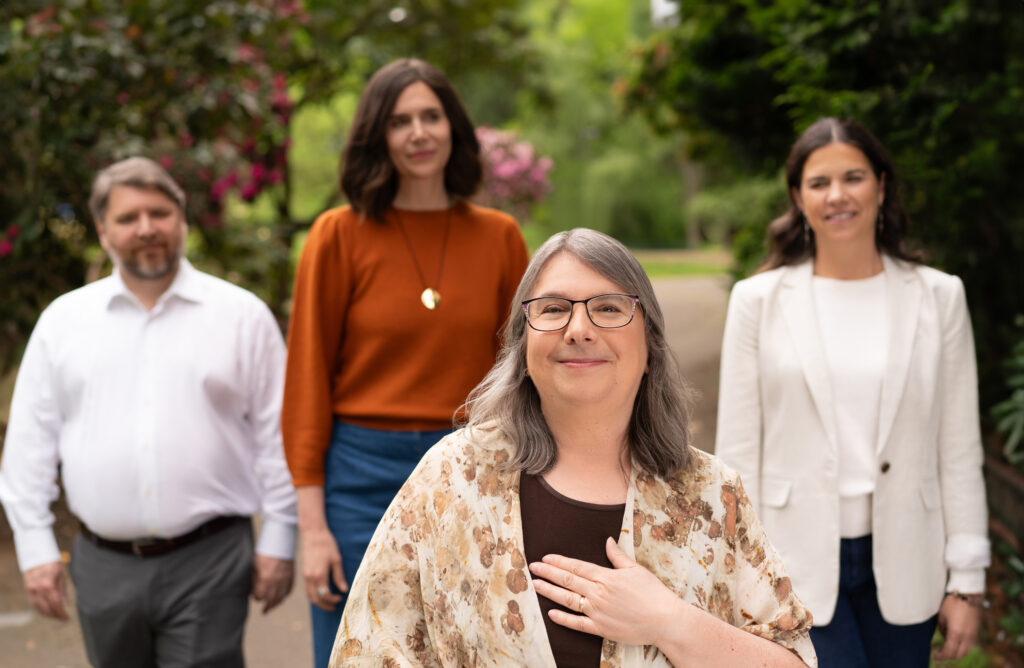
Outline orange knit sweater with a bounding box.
[282,202,529,486]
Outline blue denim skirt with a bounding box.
[311,420,452,668]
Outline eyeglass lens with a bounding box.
[525,294,636,331]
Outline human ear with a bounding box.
[791,187,804,212]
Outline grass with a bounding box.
[637,259,729,277]
[632,246,731,278]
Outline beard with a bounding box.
[111,241,183,281]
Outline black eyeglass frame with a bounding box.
[521,293,641,332]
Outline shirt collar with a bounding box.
[105,258,205,310]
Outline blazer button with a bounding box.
[880,461,891,473]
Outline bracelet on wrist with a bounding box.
[948,591,987,608]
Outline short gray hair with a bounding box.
[89,157,186,223]
[460,228,693,477]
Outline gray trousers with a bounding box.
[69,519,253,668]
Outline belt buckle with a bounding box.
[130,537,160,557]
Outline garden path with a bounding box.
[0,272,731,667]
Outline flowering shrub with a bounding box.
[475,126,553,222]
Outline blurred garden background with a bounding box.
[1,0,1023,665]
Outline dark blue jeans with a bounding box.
[810,535,937,667]
[310,420,452,668]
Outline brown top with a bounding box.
[521,473,626,668]
[281,203,529,486]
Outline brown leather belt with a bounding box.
[79,516,247,558]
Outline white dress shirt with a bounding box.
[0,260,297,571]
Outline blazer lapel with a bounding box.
[876,255,921,454]
[778,262,840,453]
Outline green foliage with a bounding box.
[995,539,1024,655]
[513,0,696,247]
[683,175,785,278]
[0,0,300,367]
[626,0,1024,407]
[993,317,1024,471]
[0,0,532,370]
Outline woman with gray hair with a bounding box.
[329,228,816,667]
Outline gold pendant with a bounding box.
[420,288,441,310]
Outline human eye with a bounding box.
[388,115,410,129]
[423,109,443,123]
[807,178,828,190]
[537,299,569,315]
[590,295,628,313]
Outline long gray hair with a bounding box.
[459,228,693,478]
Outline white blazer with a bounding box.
[715,254,988,625]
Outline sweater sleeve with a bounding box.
[282,210,352,486]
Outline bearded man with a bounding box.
[0,157,297,667]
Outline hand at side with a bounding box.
[252,554,295,614]
[23,561,69,620]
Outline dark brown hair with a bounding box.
[760,117,923,271]
[340,58,482,222]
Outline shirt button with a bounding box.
[880,461,891,473]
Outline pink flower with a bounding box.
[475,125,552,217]
[237,44,260,63]
[240,182,260,202]
[251,163,267,182]
[210,172,239,200]
[158,155,173,169]
[117,92,131,105]
[0,239,12,257]
[493,161,519,180]
[6,225,19,240]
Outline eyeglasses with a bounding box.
[522,293,641,332]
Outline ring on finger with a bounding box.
[316,585,330,598]
[577,594,586,613]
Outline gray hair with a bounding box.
[88,157,186,223]
[460,228,693,477]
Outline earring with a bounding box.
[877,208,885,234]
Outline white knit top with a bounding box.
[812,271,887,538]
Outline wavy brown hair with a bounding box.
[760,117,923,271]
[459,228,694,478]
[340,58,482,222]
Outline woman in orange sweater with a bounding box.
[281,58,529,667]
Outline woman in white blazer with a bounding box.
[715,118,989,667]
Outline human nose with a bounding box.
[562,302,595,342]
[136,213,158,236]
[410,117,426,140]
[826,180,846,203]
